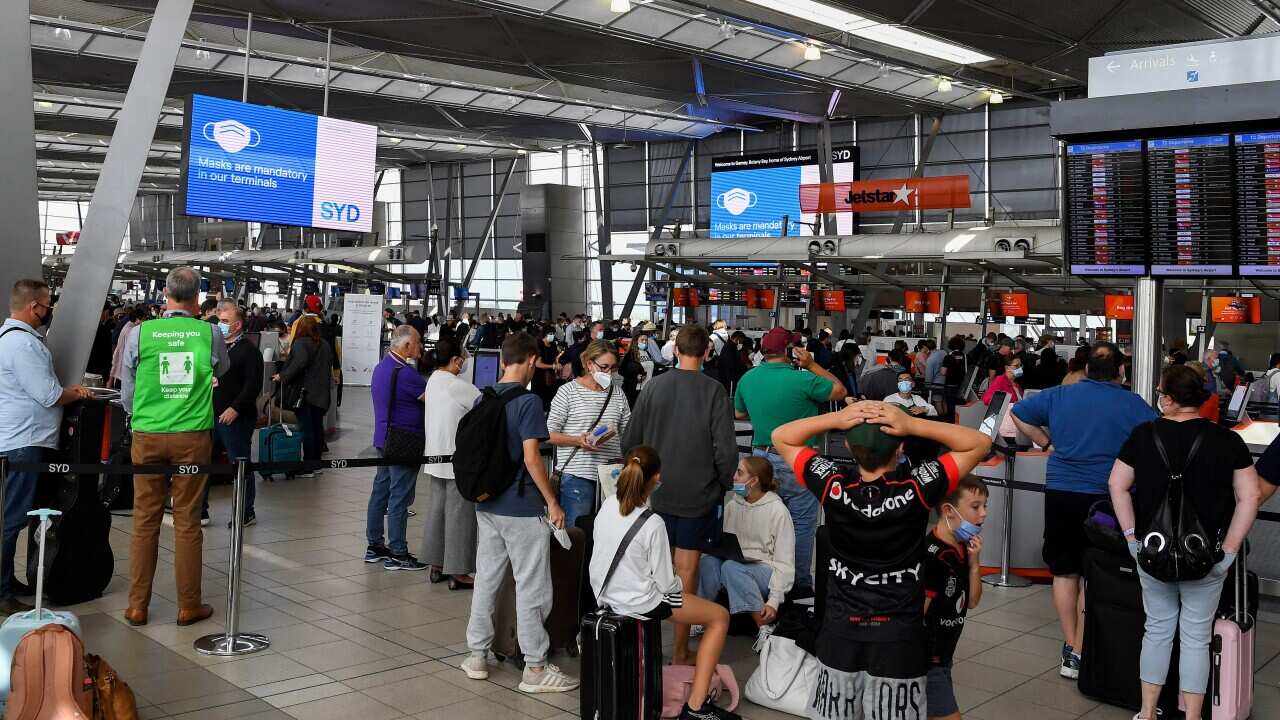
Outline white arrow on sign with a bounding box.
[1107,61,1120,73]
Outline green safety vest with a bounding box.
[132,316,215,433]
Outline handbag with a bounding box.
[1137,427,1217,582]
[661,664,739,718]
[744,634,819,717]
[552,383,614,485]
[383,365,425,464]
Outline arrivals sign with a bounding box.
[1088,36,1280,98]
[798,176,971,214]
[181,94,377,232]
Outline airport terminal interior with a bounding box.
[9,0,1280,719]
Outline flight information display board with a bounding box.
[1235,131,1280,276]
[1146,135,1233,276]
[1065,141,1147,276]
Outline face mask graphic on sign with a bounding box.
[716,188,758,216]
[203,119,261,154]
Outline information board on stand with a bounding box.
[1065,141,1147,276]
[341,294,383,386]
[1146,135,1233,276]
[1235,131,1280,276]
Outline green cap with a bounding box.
[844,422,901,456]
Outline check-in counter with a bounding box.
[972,449,1051,578]
[1233,419,1280,595]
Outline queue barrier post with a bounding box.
[982,445,1032,589]
[195,458,270,655]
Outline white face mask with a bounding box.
[459,356,470,375]
[544,334,555,344]
[592,371,613,389]
[594,330,605,340]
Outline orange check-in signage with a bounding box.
[799,175,972,214]
[1104,295,1134,320]
[1211,296,1261,324]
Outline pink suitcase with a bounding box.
[1181,550,1254,720]
[1209,549,1254,720]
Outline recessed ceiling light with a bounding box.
[36,101,54,109]
[936,77,952,93]
[610,0,632,13]
[804,44,822,61]
[737,0,992,64]
[719,21,737,40]
[988,91,1004,104]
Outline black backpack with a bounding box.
[453,385,530,502]
[1137,426,1217,582]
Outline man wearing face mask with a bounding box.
[0,279,92,613]
[206,301,263,527]
[860,348,910,401]
[885,370,937,417]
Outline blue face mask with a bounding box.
[897,380,914,394]
[733,482,749,498]
[217,321,232,338]
[1012,367,1024,379]
[946,505,983,543]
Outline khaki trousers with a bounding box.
[129,430,211,612]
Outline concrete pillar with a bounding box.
[0,0,45,298]
[48,0,196,384]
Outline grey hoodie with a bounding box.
[621,367,737,518]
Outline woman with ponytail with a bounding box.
[589,446,737,720]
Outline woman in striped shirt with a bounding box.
[547,339,632,528]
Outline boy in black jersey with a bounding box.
[773,401,991,720]
[923,476,989,720]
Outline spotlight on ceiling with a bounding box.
[804,44,822,61]
[936,77,953,93]
[877,62,891,78]
[719,20,737,40]
[610,0,632,13]
[194,38,210,62]
[988,91,1005,104]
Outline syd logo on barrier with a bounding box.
[182,94,376,232]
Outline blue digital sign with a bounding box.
[182,95,377,232]
[710,147,857,238]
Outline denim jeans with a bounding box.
[698,555,773,613]
[0,446,41,600]
[367,451,419,555]
[558,472,596,529]
[755,448,817,590]
[1133,545,1235,695]
[206,414,257,515]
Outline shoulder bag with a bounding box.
[1137,426,1217,582]
[552,382,614,486]
[383,364,425,464]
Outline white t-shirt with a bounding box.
[883,392,937,416]
[589,496,683,618]
[422,369,482,478]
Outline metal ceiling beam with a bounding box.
[843,261,907,288]
[459,157,520,293]
[1165,0,1237,38]
[1248,0,1280,27]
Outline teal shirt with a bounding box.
[734,361,834,448]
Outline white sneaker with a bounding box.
[460,655,489,680]
[518,663,580,693]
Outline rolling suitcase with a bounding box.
[1078,547,1181,714]
[1203,551,1255,720]
[256,383,302,481]
[26,475,114,606]
[492,525,586,667]
[580,509,662,720]
[0,510,82,713]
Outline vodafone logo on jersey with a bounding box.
[799,175,972,214]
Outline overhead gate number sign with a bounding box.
[181,94,377,232]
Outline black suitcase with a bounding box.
[579,611,663,720]
[1079,548,1181,715]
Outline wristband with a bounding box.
[1123,528,1136,538]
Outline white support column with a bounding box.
[1131,276,1162,405]
[48,0,196,384]
[0,0,44,298]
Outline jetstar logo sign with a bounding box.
[799,175,971,214]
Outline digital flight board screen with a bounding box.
[1235,132,1280,276]
[1065,141,1147,276]
[1146,135,1233,276]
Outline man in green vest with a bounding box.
[120,266,229,627]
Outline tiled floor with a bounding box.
[14,393,1280,720]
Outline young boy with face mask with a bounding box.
[922,477,989,720]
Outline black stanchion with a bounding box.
[982,444,1033,588]
[195,458,269,656]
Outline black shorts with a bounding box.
[1043,489,1105,576]
[658,509,722,552]
[641,601,675,620]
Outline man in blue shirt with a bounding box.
[1011,342,1157,680]
[0,280,92,613]
[461,332,578,695]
